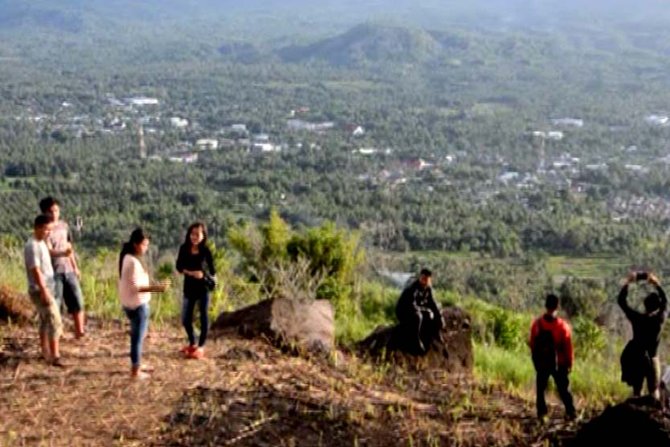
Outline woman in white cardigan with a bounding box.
[118,228,168,379]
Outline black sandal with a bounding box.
[51,357,67,368]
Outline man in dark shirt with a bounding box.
[395,268,445,354]
[619,272,668,399]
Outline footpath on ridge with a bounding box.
[4,287,670,446]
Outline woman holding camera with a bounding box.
[619,271,668,399]
[176,222,216,360]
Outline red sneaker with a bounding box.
[180,345,196,356]
[188,347,205,360]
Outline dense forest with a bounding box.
[1,0,670,265]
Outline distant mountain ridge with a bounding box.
[276,23,468,67]
[2,0,669,39]
[0,4,84,33]
[1,0,670,70]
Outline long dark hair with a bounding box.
[119,228,149,276]
[184,222,208,248]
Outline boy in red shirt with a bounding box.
[529,294,577,421]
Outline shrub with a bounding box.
[287,221,365,291]
[572,316,606,357]
[462,298,530,350]
[229,211,365,305]
[491,308,526,350]
[558,276,608,319]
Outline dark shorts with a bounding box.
[54,272,84,314]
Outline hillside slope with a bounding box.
[1,319,583,446]
[277,23,449,67]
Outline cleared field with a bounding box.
[546,255,628,280]
[377,250,628,281]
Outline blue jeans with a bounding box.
[54,272,84,314]
[124,303,149,368]
[181,293,209,347]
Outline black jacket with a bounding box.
[176,243,215,298]
[396,280,442,326]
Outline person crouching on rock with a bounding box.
[395,268,445,354]
[529,294,576,422]
[619,272,667,400]
[118,228,169,380]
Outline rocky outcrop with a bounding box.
[357,306,473,372]
[0,286,33,324]
[210,298,334,353]
[567,396,670,446]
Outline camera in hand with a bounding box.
[636,272,649,281]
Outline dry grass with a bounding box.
[1,318,589,447]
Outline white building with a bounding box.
[547,131,564,141]
[498,171,520,183]
[585,163,607,171]
[170,117,189,128]
[128,97,159,106]
[195,138,219,150]
[645,115,669,126]
[287,119,335,132]
[168,153,198,163]
[625,164,649,173]
[231,124,248,133]
[252,143,279,153]
[551,118,584,127]
[287,119,315,131]
[354,147,379,155]
[314,121,335,131]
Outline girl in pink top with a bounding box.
[118,228,168,379]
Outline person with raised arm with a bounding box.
[619,271,668,399]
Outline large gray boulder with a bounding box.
[210,298,335,353]
[357,306,473,372]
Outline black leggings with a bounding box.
[181,293,210,347]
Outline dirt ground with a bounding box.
[1,317,582,447]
